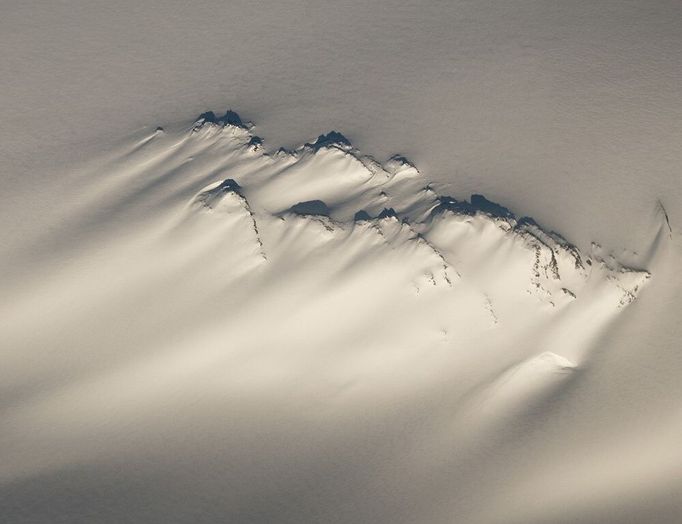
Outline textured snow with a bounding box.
[2,2,682,522]
[1,114,671,523]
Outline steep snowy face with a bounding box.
[0,112,651,521]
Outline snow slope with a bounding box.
[2,112,671,523]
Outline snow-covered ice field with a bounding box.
[1,2,681,523]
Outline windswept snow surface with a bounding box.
[2,113,675,523]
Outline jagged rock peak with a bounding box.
[470,194,514,219]
[195,110,251,129]
[377,208,399,219]
[385,154,417,170]
[306,131,352,151]
[432,194,515,221]
[213,178,243,194]
[194,178,245,210]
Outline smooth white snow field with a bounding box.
[1,2,682,523]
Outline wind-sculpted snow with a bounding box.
[0,111,656,523]
[186,111,647,311]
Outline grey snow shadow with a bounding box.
[289,200,331,217]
